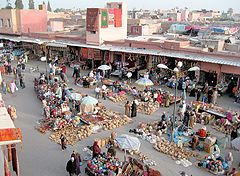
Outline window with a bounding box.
[7,19,11,28]
[0,19,3,27]
[90,31,96,34]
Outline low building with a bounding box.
[0,4,47,35]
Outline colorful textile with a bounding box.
[8,145,12,162]
[114,9,122,27]
[81,48,88,59]
[108,9,114,25]
[93,49,101,60]
[86,8,99,31]
[0,128,22,144]
[101,9,108,28]
[88,48,94,59]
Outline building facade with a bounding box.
[0,4,47,35]
[86,2,128,45]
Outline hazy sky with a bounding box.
[1,0,239,13]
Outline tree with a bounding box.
[15,0,24,9]
[29,0,34,9]
[5,0,12,9]
[43,1,45,4]
[54,8,65,13]
[227,8,233,15]
[47,1,52,11]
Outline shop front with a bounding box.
[47,43,68,64]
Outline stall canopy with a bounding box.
[0,94,22,146]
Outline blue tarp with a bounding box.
[13,50,23,56]
[168,131,189,145]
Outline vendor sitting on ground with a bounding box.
[157,121,167,133]
[196,126,207,139]
[189,135,199,150]
[132,87,138,97]
[92,141,101,159]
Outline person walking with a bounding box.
[2,79,7,94]
[16,66,22,78]
[95,86,100,99]
[102,84,107,100]
[60,134,67,150]
[66,157,76,176]
[124,101,131,117]
[71,150,82,176]
[9,80,16,93]
[131,100,137,118]
[19,74,25,89]
[196,89,201,101]
[212,88,218,104]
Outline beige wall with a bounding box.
[99,2,128,45]
[47,12,70,21]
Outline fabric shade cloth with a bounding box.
[114,134,141,150]
[135,78,154,86]
[80,104,94,113]
[231,137,240,151]
[81,96,98,105]
[68,93,82,101]
[98,65,111,71]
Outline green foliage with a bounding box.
[54,8,65,13]
[29,0,35,9]
[15,0,24,9]
[47,1,52,11]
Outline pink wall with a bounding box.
[50,21,64,32]
[20,8,47,33]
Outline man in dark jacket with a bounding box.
[66,157,76,176]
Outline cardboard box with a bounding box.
[203,142,214,153]
[205,137,216,145]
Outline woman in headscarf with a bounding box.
[131,100,137,118]
[9,80,16,93]
[124,101,131,117]
[189,135,199,150]
[71,150,82,176]
[165,91,170,107]
[92,141,101,159]
[157,92,163,106]
[189,111,196,129]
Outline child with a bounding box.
[2,79,7,94]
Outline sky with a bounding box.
[1,0,239,13]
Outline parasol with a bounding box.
[98,65,111,71]
[135,78,154,86]
[231,137,240,151]
[114,134,141,161]
[68,93,82,101]
[81,96,98,105]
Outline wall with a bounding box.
[99,2,128,45]
[49,21,64,32]
[224,43,240,52]
[47,12,70,21]
[0,9,19,35]
[19,5,47,33]
[130,26,142,36]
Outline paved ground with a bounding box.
[2,59,240,176]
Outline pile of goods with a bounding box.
[129,121,164,144]
[121,157,162,176]
[85,154,123,175]
[49,125,92,146]
[197,156,225,175]
[212,119,238,134]
[108,93,128,102]
[79,108,131,131]
[136,100,160,115]
[153,138,200,160]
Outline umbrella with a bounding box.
[68,93,82,101]
[231,137,240,150]
[98,65,111,71]
[81,96,98,105]
[114,134,141,161]
[135,78,154,86]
